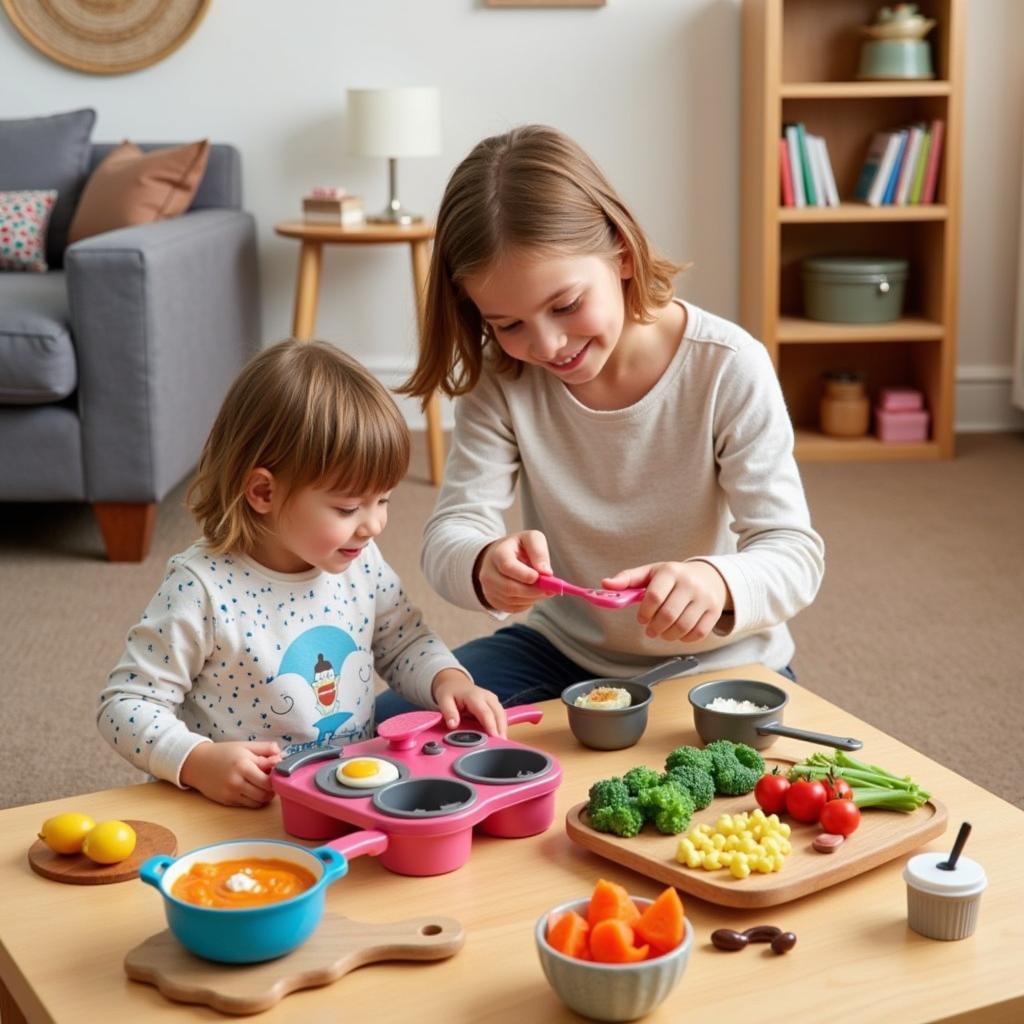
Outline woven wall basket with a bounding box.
[2,0,211,75]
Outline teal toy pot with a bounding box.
[858,39,933,79]
[139,830,387,963]
[802,256,909,323]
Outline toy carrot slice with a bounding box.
[587,878,640,928]
[547,910,590,960]
[634,886,685,954]
[589,918,649,963]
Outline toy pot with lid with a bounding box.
[139,829,388,963]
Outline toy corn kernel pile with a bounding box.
[676,808,792,879]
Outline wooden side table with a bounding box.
[274,220,445,486]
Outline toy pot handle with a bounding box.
[504,705,543,727]
[632,655,700,689]
[139,854,176,890]
[756,722,863,751]
[326,828,389,861]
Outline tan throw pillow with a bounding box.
[67,139,210,243]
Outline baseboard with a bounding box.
[369,360,1024,435]
[955,365,1024,433]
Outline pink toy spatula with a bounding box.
[534,573,646,609]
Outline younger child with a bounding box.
[376,125,824,721]
[99,340,505,807]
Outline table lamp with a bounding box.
[347,86,441,225]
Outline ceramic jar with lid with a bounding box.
[903,851,987,940]
[820,371,870,437]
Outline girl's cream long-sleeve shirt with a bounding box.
[421,300,825,678]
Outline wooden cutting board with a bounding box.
[125,913,465,1015]
[28,820,177,885]
[565,758,947,908]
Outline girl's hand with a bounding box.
[431,668,508,737]
[603,561,732,643]
[475,531,553,613]
[180,740,283,808]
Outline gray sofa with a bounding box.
[0,142,260,560]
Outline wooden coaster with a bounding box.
[124,913,465,1015]
[28,820,177,885]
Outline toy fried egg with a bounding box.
[573,686,632,710]
[335,757,399,789]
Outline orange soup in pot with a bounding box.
[171,858,317,908]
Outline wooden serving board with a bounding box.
[565,759,947,908]
[124,913,465,1015]
[28,820,176,885]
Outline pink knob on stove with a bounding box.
[377,710,443,750]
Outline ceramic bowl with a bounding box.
[535,897,693,1022]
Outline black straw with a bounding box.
[937,821,971,871]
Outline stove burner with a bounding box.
[444,730,486,747]
[313,757,408,799]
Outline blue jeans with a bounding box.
[374,624,797,724]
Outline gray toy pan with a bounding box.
[688,678,862,751]
[561,656,700,750]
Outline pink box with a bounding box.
[876,407,930,443]
[879,387,924,412]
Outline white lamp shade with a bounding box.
[347,87,441,158]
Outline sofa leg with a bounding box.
[93,503,157,562]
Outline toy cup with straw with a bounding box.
[903,822,987,940]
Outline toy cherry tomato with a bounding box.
[821,771,852,802]
[819,798,861,837]
[754,770,791,815]
[785,779,828,823]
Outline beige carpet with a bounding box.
[1,432,1022,811]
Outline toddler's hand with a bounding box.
[603,561,732,643]
[475,531,553,613]
[431,668,508,737]
[180,740,283,808]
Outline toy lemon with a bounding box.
[37,812,96,854]
[82,820,137,864]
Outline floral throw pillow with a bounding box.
[0,190,58,272]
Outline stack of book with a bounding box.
[853,120,945,207]
[302,187,365,226]
[780,123,839,208]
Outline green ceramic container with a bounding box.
[858,39,934,79]
[802,256,909,323]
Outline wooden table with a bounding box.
[274,220,445,486]
[2,665,1020,1023]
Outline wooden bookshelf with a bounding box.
[740,0,964,460]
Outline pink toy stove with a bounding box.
[272,706,562,876]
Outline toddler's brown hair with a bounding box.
[188,339,410,554]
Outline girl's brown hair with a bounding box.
[188,339,410,555]
[401,124,685,402]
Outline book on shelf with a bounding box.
[795,122,817,206]
[779,137,795,207]
[854,120,945,207]
[921,119,945,203]
[783,124,806,207]
[302,193,365,226]
[811,135,840,207]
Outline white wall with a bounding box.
[2,0,1021,430]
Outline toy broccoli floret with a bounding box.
[664,745,713,775]
[622,765,662,796]
[704,739,765,796]
[587,777,630,814]
[586,777,645,838]
[636,781,696,835]
[590,802,645,838]
[663,765,715,810]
